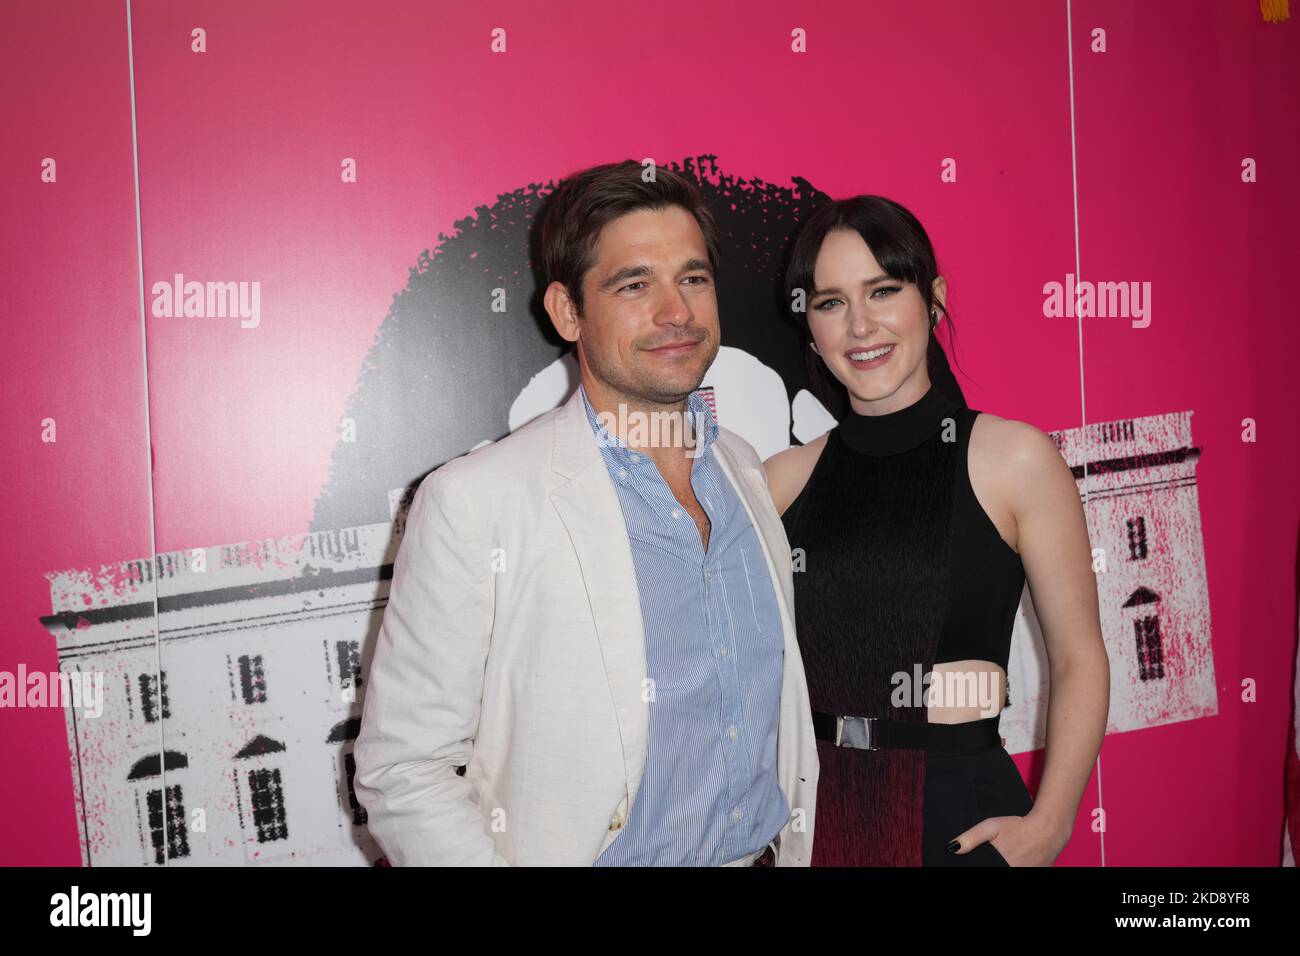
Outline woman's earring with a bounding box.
[809,341,822,356]
[930,308,940,331]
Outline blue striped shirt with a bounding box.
[580,383,789,866]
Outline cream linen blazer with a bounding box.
[352,387,820,865]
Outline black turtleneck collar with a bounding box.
[835,383,963,457]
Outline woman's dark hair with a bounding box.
[783,195,966,416]
[539,160,721,316]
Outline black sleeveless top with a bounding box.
[782,383,1025,698]
[780,383,1026,866]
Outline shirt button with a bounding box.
[720,645,729,658]
[671,509,681,519]
[618,468,628,480]
[728,725,738,740]
[732,808,743,821]
[629,453,640,462]
[706,569,715,581]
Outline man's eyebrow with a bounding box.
[599,258,715,291]
[599,264,652,291]
[811,274,894,297]
[679,257,714,277]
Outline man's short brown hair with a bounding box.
[539,160,721,316]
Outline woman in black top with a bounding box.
[765,196,1110,866]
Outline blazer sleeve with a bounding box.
[352,466,508,866]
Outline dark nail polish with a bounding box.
[946,840,960,853]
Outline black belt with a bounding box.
[812,711,1001,755]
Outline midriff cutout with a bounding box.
[926,659,1006,724]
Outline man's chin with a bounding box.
[646,372,710,405]
[627,362,711,402]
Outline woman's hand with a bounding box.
[947,812,1071,867]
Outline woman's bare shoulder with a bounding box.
[969,411,1075,536]
[970,411,1063,473]
[762,431,830,517]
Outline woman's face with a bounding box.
[806,228,944,414]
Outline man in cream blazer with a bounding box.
[352,161,819,865]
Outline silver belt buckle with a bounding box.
[836,715,880,751]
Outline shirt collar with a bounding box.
[578,382,718,464]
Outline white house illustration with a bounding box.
[41,524,394,866]
[999,409,1217,751]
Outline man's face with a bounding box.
[569,205,720,407]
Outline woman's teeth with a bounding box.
[849,345,893,361]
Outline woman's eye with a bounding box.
[813,297,843,311]
[870,286,901,298]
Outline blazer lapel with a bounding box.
[547,389,651,806]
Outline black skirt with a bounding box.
[922,746,1035,866]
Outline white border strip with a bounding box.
[1065,0,1104,869]
[124,0,170,866]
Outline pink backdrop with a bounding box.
[1,0,1296,865]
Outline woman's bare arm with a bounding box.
[983,417,1111,863]
[762,433,828,516]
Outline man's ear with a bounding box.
[544,281,581,344]
[931,275,948,315]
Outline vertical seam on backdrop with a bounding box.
[1066,0,1104,869]
[125,0,170,866]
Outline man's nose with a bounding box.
[656,285,693,326]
